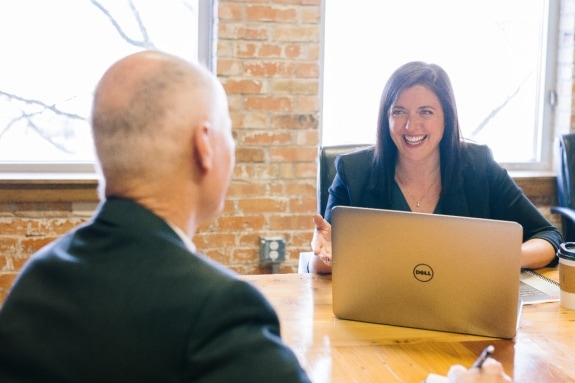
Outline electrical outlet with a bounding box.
[260,236,285,264]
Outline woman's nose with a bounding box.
[405,114,419,131]
[405,116,413,130]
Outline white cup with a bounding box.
[557,242,575,310]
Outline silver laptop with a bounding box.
[331,206,523,339]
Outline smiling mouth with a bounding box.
[404,135,427,145]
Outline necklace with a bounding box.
[395,173,440,208]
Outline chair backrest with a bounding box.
[317,144,372,217]
[556,133,575,208]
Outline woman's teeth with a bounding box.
[404,135,426,145]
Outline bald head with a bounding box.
[91,50,230,199]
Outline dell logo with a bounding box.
[413,264,434,282]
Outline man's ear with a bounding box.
[192,122,213,173]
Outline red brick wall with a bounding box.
[212,0,321,273]
[0,202,94,302]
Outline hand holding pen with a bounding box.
[446,345,513,383]
[471,345,495,369]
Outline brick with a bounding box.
[295,128,319,145]
[236,147,266,162]
[193,232,236,249]
[278,163,295,178]
[226,181,268,198]
[284,181,316,196]
[288,196,316,213]
[301,6,321,24]
[202,248,231,265]
[217,59,242,76]
[238,198,289,213]
[216,215,266,231]
[272,79,318,94]
[269,214,314,230]
[290,231,315,247]
[295,95,319,112]
[271,0,321,5]
[218,24,270,41]
[244,96,293,111]
[295,62,319,77]
[307,44,320,60]
[233,163,281,180]
[216,41,233,59]
[226,94,244,111]
[219,3,243,20]
[244,61,295,77]
[271,113,318,129]
[270,146,317,162]
[222,0,267,3]
[284,44,302,58]
[273,25,319,42]
[0,238,19,257]
[246,5,297,22]
[223,78,264,94]
[295,162,318,178]
[258,44,283,57]
[230,111,268,129]
[235,42,258,58]
[231,247,259,264]
[239,131,292,145]
[237,26,270,41]
[239,232,262,246]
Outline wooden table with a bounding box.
[241,269,575,383]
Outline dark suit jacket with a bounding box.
[325,143,562,262]
[0,198,310,383]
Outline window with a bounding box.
[321,0,560,170]
[0,0,214,176]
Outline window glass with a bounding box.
[0,0,206,171]
[322,0,557,169]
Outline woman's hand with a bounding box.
[310,214,333,273]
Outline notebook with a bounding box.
[520,269,560,304]
[331,206,523,339]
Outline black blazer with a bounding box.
[325,143,562,259]
[0,198,310,383]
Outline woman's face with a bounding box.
[388,85,444,164]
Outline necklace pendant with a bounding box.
[416,200,420,207]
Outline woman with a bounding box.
[310,61,562,274]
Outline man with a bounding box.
[0,51,311,382]
[0,51,511,383]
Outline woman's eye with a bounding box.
[391,109,406,117]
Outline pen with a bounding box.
[471,345,495,369]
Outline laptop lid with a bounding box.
[331,206,523,339]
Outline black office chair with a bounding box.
[317,144,373,217]
[298,144,372,273]
[551,133,575,241]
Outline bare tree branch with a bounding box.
[89,0,156,49]
[0,90,87,153]
[471,72,532,137]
